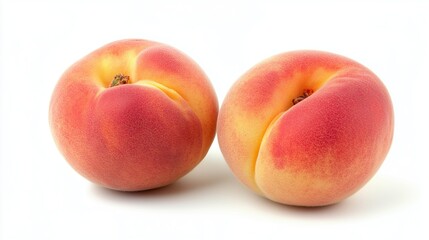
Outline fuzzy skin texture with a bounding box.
[217,51,394,206]
[50,39,218,191]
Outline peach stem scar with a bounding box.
[292,89,314,105]
[110,74,130,87]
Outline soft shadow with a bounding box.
[90,151,234,202]
[337,175,419,216]
[253,174,419,218]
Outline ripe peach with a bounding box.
[217,51,394,206]
[49,39,218,191]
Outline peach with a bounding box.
[49,39,218,191]
[217,50,394,206]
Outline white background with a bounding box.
[1,0,428,239]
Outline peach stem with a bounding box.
[292,89,314,105]
[110,74,130,87]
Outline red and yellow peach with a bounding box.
[49,39,218,191]
[217,50,394,206]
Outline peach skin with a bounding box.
[217,50,394,206]
[49,39,218,191]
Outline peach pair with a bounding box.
[50,39,394,206]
